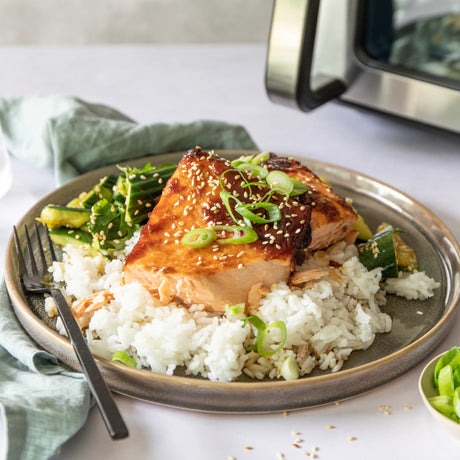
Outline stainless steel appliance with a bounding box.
[265,0,460,133]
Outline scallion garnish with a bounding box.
[235,163,268,179]
[219,190,242,225]
[266,170,294,196]
[252,151,270,164]
[281,356,300,380]
[112,350,137,367]
[289,177,309,196]
[234,202,281,224]
[225,303,246,317]
[231,155,254,167]
[257,320,287,356]
[181,228,217,248]
[241,315,287,356]
[213,225,258,245]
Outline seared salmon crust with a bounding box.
[123,148,357,312]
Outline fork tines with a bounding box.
[13,222,57,278]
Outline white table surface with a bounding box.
[1,44,460,460]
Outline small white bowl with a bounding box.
[419,352,460,440]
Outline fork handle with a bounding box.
[51,289,129,439]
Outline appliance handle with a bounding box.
[265,0,347,111]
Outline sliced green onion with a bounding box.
[181,228,217,248]
[257,320,287,356]
[112,351,137,367]
[439,365,455,397]
[435,347,460,386]
[231,155,254,167]
[213,225,258,245]
[236,163,268,179]
[219,190,242,225]
[235,202,281,224]
[429,395,456,420]
[281,356,300,380]
[454,387,460,419]
[241,315,267,332]
[225,303,245,317]
[241,316,287,356]
[289,178,308,196]
[252,151,270,165]
[241,180,268,189]
[266,170,294,196]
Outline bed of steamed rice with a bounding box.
[45,238,440,382]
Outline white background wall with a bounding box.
[0,0,274,44]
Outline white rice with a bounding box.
[46,239,439,382]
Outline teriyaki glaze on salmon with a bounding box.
[123,147,358,312]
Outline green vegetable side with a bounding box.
[429,347,460,422]
[37,163,176,255]
[357,223,418,278]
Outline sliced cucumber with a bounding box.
[38,205,91,229]
[49,228,98,256]
[358,225,398,278]
[80,174,117,208]
[124,164,176,224]
[354,215,373,241]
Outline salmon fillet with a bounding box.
[123,148,312,312]
[263,154,358,251]
[123,148,357,312]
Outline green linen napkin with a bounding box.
[0,95,257,185]
[0,95,258,460]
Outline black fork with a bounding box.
[13,223,129,440]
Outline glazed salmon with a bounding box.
[263,155,358,251]
[123,148,312,312]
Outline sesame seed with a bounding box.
[348,436,357,441]
[137,200,143,205]
[244,446,253,450]
[75,234,80,240]
[292,444,301,449]
[326,425,335,429]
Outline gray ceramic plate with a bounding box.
[4,151,460,413]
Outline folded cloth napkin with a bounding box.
[0,95,258,460]
[0,95,257,185]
